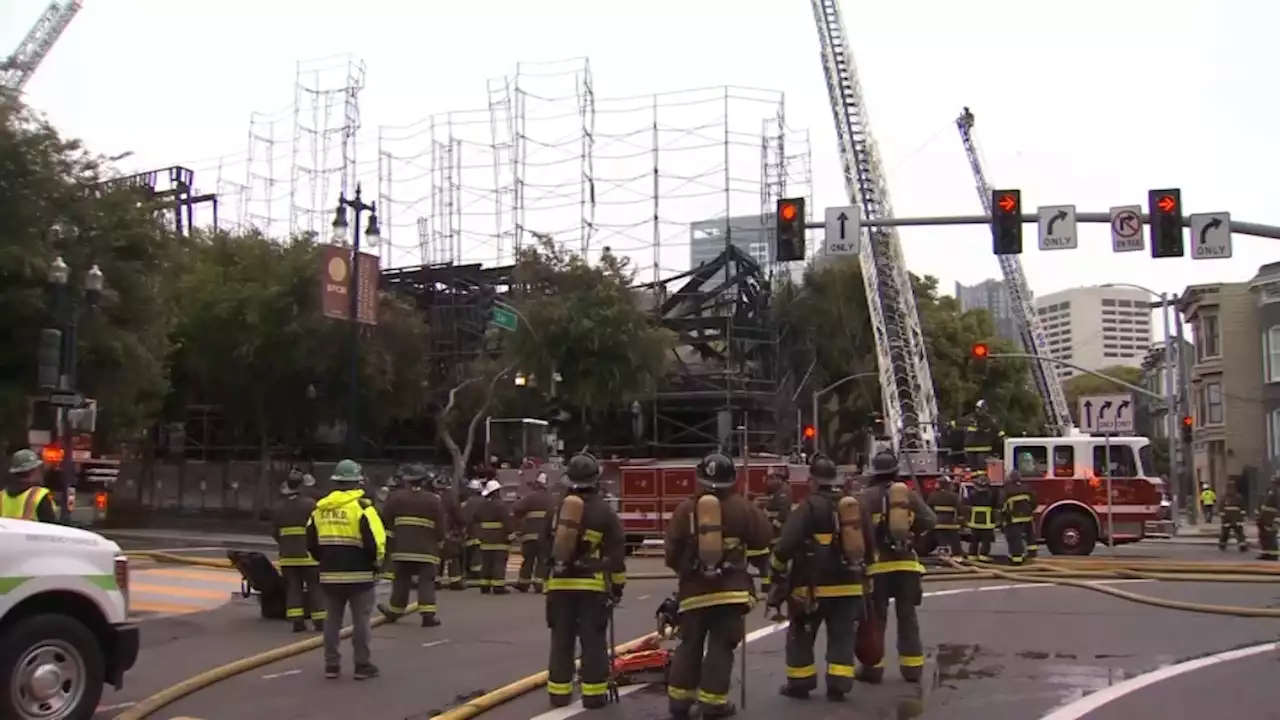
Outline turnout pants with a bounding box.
[1258,522,1278,559]
[545,590,611,708]
[281,566,324,622]
[668,603,746,716]
[750,551,772,594]
[389,560,438,616]
[465,540,481,581]
[968,528,995,560]
[518,540,548,590]
[864,571,924,681]
[784,595,862,694]
[1219,523,1248,551]
[480,547,510,588]
[1003,523,1030,564]
[934,529,963,558]
[321,584,375,670]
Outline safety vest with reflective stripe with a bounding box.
[310,491,386,584]
[0,487,53,521]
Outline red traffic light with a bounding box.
[971,343,990,359]
[779,202,799,222]
[40,445,64,466]
[997,193,1017,213]
[1157,195,1178,213]
[802,425,816,439]
[1182,415,1193,427]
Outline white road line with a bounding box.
[423,639,451,648]
[260,669,301,680]
[1041,641,1280,720]
[636,595,650,601]
[529,579,1153,720]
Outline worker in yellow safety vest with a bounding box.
[2,449,58,522]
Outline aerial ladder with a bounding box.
[956,107,1073,434]
[808,0,940,465]
[1,1,83,94]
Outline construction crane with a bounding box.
[956,107,1073,434]
[1,0,83,94]
[808,0,939,465]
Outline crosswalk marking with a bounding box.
[128,565,243,617]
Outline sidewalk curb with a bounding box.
[101,529,277,548]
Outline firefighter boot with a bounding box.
[826,689,846,702]
[353,663,380,681]
[778,685,810,700]
[492,585,511,595]
[292,620,307,633]
[582,695,609,710]
[700,702,737,718]
[312,619,325,632]
[856,665,884,685]
[513,582,530,592]
[422,613,441,628]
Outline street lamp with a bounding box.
[812,372,878,453]
[330,184,381,457]
[1101,282,1183,528]
[46,254,104,521]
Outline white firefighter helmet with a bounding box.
[535,471,548,487]
[481,479,502,497]
[467,478,484,493]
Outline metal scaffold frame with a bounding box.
[289,55,366,240]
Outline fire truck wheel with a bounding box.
[914,532,938,557]
[1044,509,1098,556]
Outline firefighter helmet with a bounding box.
[809,454,840,486]
[430,469,451,491]
[1006,468,1023,484]
[400,463,428,486]
[869,450,899,482]
[331,459,364,484]
[9,449,41,475]
[696,452,737,490]
[564,452,602,489]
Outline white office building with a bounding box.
[1034,286,1153,380]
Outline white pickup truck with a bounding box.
[0,518,139,720]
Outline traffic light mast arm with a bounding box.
[956,109,1072,435]
[986,352,1162,403]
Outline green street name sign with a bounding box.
[491,306,518,332]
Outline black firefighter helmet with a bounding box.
[402,463,429,486]
[564,452,602,490]
[869,450,900,483]
[809,453,840,487]
[697,452,737,490]
[430,468,452,491]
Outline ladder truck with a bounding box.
[808,0,940,470]
[956,108,1073,434]
[1,0,83,94]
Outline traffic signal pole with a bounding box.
[802,213,1280,239]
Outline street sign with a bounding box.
[1078,393,1135,434]
[1037,205,1078,250]
[1109,205,1144,253]
[1190,212,1232,259]
[47,391,84,408]
[491,305,519,332]
[823,205,861,256]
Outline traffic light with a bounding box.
[801,424,816,452]
[40,444,64,467]
[970,342,990,360]
[989,189,1023,255]
[802,425,816,440]
[1149,188,1184,258]
[775,198,806,262]
[1180,415,1194,443]
[37,328,62,389]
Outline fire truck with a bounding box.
[608,432,1162,557]
[27,396,118,525]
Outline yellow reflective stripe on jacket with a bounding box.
[480,521,504,529]
[319,570,376,583]
[968,507,995,529]
[389,552,440,564]
[583,528,603,544]
[932,505,955,512]
[278,557,319,567]
[279,526,307,536]
[791,583,864,598]
[678,590,753,613]
[545,575,606,592]
[395,516,436,529]
[526,510,546,519]
[867,559,925,575]
[812,533,833,546]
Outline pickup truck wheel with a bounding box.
[1045,511,1098,556]
[0,613,105,720]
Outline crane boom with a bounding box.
[809,0,939,461]
[956,107,1073,433]
[1,0,83,93]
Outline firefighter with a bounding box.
[378,463,447,627]
[288,465,321,501]
[512,471,555,592]
[756,466,793,597]
[1256,472,1280,561]
[769,454,868,702]
[434,471,467,590]
[376,466,408,582]
[542,452,626,709]
[664,452,772,719]
[461,478,486,584]
[473,479,513,593]
[273,469,323,632]
[926,474,964,559]
[966,470,1000,561]
[1218,479,1249,553]
[1,449,57,522]
[858,450,936,684]
[1001,469,1036,565]
[305,459,386,680]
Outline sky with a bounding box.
[6,0,1278,307]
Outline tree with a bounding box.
[0,98,178,451]
[434,358,516,480]
[1062,365,1144,425]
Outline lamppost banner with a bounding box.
[319,245,380,325]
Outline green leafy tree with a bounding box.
[0,99,177,451]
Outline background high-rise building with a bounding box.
[1034,286,1153,380]
[955,279,1021,344]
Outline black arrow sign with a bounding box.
[1047,209,1069,235]
[1098,400,1113,420]
[1198,216,1223,244]
[1083,400,1093,428]
[835,211,850,240]
[1116,400,1131,419]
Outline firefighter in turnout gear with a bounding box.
[755,467,793,597]
[305,459,387,680]
[1219,480,1249,552]
[437,472,468,590]
[377,464,447,627]
[1001,470,1036,565]
[273,470,324,632]
[664,452,772,718]
[926,474,964,559]
[966,471,1000,561]
[541,452,626,710]
[473,480,513,593]
[769,454,870,702]
[462,479,486,583]
[858,450,936,683]
[513,471,555,592]
[2,449,57,522]
[1257,472,1280,561]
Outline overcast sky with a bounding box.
[6,0,1276,303]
